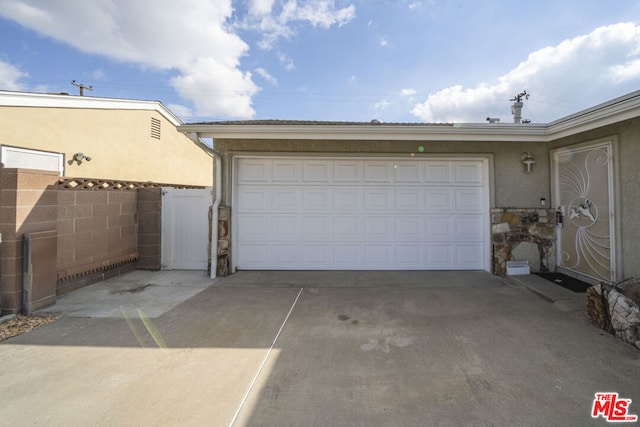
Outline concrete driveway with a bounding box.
[1,270,638,426]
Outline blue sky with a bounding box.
[1,1,640,124]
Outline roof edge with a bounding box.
[0,90,183,126]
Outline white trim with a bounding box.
[0,145,64,175]
[0,90,183,126]
[179,123,548,142]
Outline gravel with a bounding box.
[0,315,58,342]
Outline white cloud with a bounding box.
[411,22,640,123]
[277,52,296,70]
[380,37,389,47]
[0,59,28,91]
[609,58,640,83]
[374,99,390,111]
[256,67,278,85]
[242,0,356,50]
[249,0,275,16]
[166,103,194,121]
[401,88,416,97]
[0,0,258,119]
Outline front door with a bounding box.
[552,140,617,282]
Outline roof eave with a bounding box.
[547,89,640,140]
[177,123,549,142]
[0,90,183,126]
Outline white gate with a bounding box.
[161,187,213,270]
[552,141,618,282]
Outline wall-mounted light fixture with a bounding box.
[521,152,535,173]
[71,152,92,165]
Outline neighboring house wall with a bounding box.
[0,102,212,186]
[549,116,640,279]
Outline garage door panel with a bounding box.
[303,188,332,210]
[302,245,332,267]
[365,217,393,241]
[333,245,361,267]
[425,162,452,184]
[395,245,423,268]
[272,160,299,182]
[426,216,453,241]
[455,189,484,212]
[425,189,453,212]
[236,158,487,271]
[364,161,391,182]
[237,215,270,240]
[272,188,300,211]
[239,160,271,182]
[237,244,269,267]
[364,188,393,211]
[394,162,421,183]
[456,244,484,268]
[238,188,271,212]
[271,244,299,267]
[454,216,485,241]
[455,162,483,184]
[302,216,332,240]
[334,216,362,241]
[271,215,300,241]
[426,244,454,268]
[334,188,362,211]
[395,189,421,211]
[303,160,331,182]
[364,245,393,268]
[395,217,423,241]
[334,161,362,183]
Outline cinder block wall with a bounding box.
[137,188,162,270]
[0,168,59,314]
[56,187,139,294]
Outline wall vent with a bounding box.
[150,117,161,140]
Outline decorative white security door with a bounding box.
[553,141,617,282]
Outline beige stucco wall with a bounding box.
[0,106,212,186]
[214,138,550,208]
[549,116,640,279]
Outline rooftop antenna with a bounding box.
[510,90,529,123]
[71,80,93,96]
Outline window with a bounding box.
[0,146,64,175]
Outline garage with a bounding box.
[234,157,490,271]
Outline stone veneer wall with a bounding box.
[491,208,557,276]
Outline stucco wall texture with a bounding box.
[0,107,213,186]
[550,116,640,279]
[214,138,551,209]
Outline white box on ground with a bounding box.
[507,260,530,275]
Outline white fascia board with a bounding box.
[0,90,183,126]
[178,123,549,142]
[547,90,640,140]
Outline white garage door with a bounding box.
[235,157,488,270]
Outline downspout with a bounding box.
[190,132,222,279]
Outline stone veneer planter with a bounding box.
[491,208,557,276]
